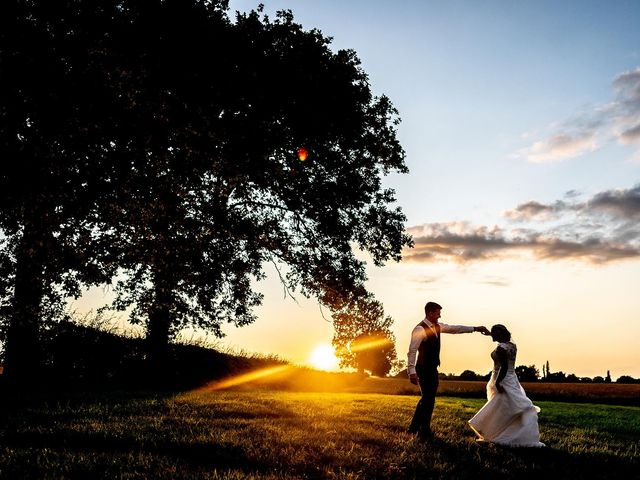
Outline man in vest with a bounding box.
[407,301,490,439]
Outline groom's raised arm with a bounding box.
[440,324,490,335]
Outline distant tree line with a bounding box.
[440,362,640,384]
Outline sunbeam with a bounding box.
[198,365,292,391]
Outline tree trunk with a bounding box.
[145,266,174,386]
[3,216,46,387]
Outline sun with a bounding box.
[308,344,339,371]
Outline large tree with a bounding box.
[1,0,411,382]
[98,4,411,369]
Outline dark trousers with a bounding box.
[408,366,439,435]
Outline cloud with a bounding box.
[613,66,640,107]
[587,184,640,219]
[413,276,438,284]
[619,123,640,144]
[479,276,510,287]
[518,66,640,162]
[404,184,640,265]
[523,132,598,163]
[503,200,567,221]
[504,184,640,222]
[564,189,582,199]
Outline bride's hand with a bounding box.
[496,383,505,393]
[475,326,491,335]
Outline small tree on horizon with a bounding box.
[332,294,398,377]
[515,365,539,382]
[459,370,479,381]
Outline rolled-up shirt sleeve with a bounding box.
[407,325,426,376]
[439,323,474,334]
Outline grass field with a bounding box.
[1,387,638,479]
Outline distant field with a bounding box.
[201,366,640,406]
[351,377,640,405]
[0,389,638,479]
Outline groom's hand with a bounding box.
[409,373,419,385]
[474,326,491,335]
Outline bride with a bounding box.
[468,324,544,447]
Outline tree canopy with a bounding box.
[0,0,130,381]
[0,0,411,383]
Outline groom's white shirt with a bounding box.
[407,318,475,376]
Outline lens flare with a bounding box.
[350,337,392,353]
[197,365,292,391]
[297,147,309,161]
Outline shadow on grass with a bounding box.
[1,391,637,479]
[405,435,639,480]
[0,391,296,478]
[3,429,257,470]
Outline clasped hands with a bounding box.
[474,326,491,335]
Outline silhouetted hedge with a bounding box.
[19,321,287,391]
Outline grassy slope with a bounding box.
[1,389,638,479]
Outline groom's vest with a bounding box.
[416,321,441,369]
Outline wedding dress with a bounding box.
[468,342,544,447]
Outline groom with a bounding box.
[407,301,490,439]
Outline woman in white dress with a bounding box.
[468,324,544,447]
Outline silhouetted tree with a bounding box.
[390,359,407,377]
[616,375,640,384]
[565,373,579,383]
[0,0,128,384]
[459,370,479,381]
[89,0,258,375]
[332,294,398,376]
[1,1,410,382]
[349,332,396,377]
[515,365,539,382]
[546,371,566,382]
[99,4,410,373]
[605,370,612,383]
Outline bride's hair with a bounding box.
[491,324,511,341]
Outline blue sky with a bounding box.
[216,1,640,376]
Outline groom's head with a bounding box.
[424,301,442,323]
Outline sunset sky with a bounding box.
[80,0,640,378]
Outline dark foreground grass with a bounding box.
[0,390,638,479]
